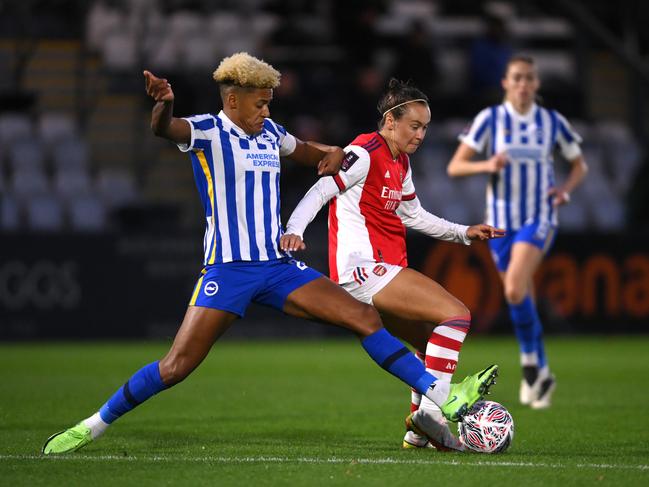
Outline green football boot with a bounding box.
[42,423,92,455]
[441,364,499,422]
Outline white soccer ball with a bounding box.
[458,401,514,453]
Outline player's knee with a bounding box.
[444,304,470,322]
[158,354,193,386]
[504,283,526,305]
[345,302,382,337]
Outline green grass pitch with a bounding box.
[1,336,648,486]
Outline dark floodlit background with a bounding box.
[1,0,648,340]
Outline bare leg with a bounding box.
[283,276,382,337]
[501,242,553,406]
[283,276,445,404]
[159,306,238,385]
[371,268,472,450]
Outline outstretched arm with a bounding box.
[397,197,505,244]
[447,143,508,177]
[286,140,345,176]
[143,70,190,145]
[280,177,340,252]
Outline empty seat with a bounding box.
[86,2,125,51]
[51,138,89,172]
[557,198,589,231]
[169,11,205,40]
[207,12,243,42]
[11,168,50,197]
[590,199,626,231]
[145,32,180,70]
[0,193,21,230]
[54,168,92,200]
[102,30,138,70]
[68,194,107,232]
[25,194,65,231]
[38,112,78,147]
[0,113,33,145]
[180,34,217,70]
[8,140,46,173]
[97,168,138,208]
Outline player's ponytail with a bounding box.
[377,78,429,129]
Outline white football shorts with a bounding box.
[340,262,404,305]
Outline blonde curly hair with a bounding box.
[212,52,281,89]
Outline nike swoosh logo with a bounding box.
[446,395,458,405]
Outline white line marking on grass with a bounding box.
[1,454,648,471]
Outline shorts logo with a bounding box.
[372,265,387,276]
[289,259,308,270]
[204,281,219,296]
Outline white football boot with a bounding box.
[530,374,556,409]
[519,378,541,406]
[402,430,433,449]
[405,409,465,452]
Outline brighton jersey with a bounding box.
[460,101,582,231]
[178,111,297,264]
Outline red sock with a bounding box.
[425,315,471,382]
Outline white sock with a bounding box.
[82,412,109,439]
[538,365,550,380]
[520,352,539,367]
[424,380,450,408]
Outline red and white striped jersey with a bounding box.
[328,132,416,283]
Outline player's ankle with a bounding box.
[82,412,110,440]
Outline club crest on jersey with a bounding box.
[341,151,359,172]
[372,265,387,276]
[259,132,278,149]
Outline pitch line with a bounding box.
[1,454,648,471]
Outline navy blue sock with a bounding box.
[362,328,437,394]
[99,361,167,424]
[509,296,538,356]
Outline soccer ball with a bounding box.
[458,401,514,453]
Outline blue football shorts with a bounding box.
[488,221,557,272]
[189,257,322,317]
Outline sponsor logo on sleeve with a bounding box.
[341,151,359,172]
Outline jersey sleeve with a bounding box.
[177,114,215,152]
[458,108,492,153]
[397,197,471,245]
[264,118,297,156]
[554,111,582,161]
[285,177,340,238]
[330,145,371,192]
[401,159,416,201]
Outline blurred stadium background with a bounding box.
[1,0,648,340]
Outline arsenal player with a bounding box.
[282,79,505,451]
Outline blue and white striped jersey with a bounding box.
[460,101,582,231]
[178,111,297,264]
